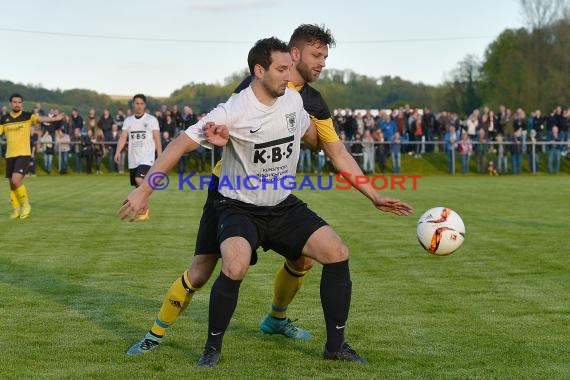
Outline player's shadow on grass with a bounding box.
[0,257,160,342]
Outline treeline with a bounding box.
[2,19,569,117]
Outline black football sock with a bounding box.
[205,271,242,351]
[320,260,352,352]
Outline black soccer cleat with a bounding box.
[197,346,221,368]
[323,342,367,363]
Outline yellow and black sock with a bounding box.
[269,261,308,320]
[9,190,20,210]
[14,185,29,206]
[149,271,201,338]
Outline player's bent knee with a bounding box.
[221,261,248,280]
[288,256,314,272]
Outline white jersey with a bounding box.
[122,113,160,168]
[186,86,310,206]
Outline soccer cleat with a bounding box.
[197,346,221,368]
[10,208,21,220]
[19,204,31,220]
[259,315,312,340]
[126,333,161,356]
[137,209,150,221]
[323,342,367,363]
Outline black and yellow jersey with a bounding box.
[0,111,38,158]
[233,76,338,144]
[209,76,339,177]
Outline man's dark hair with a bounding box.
[9,93,23,102]
[288,24,336,50]
[133,93,147,103]
[247,37,289,75]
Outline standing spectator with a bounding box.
[362,130,375,174]
[444,126,460,174]
[350,132,364,170]
[41,130,54,174]
[487,110,498,140]
[86,108,97,135]
[114,108,126,130]
[526,129,540,174]
[466,113,478,140]
[474,128,489,174]
[373,129,388,174]
[390,131,402,174]
[378,111,396,141]
[55,128,71,174]
[71,127,83,173]
[497,104,507,136]
[496,134,508,174]
[422,107,437,152]
[98,107,114,134]
[93,129,106,174]
[547,126,562,174]
[344,109,356,140]
[532,110,545,140]
[514,108,527,135]
[354,112,365,137]
[82,129,94,174]
[106,124,121,173]
[298,142,312,173]
[458,132,473,174]
[70,108,84,132]
[503,109,514,140]
[161,131,172,151]
[363,110,376,132]
[161,114,177,138]
[171,104,181,131]
[411,112,424,158]
[437,110,450,152]
[511,128,523,175]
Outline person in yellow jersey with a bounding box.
[0,93,64,219]
[124,25,412,362]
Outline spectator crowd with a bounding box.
[1,102,568,176]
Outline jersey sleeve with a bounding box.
[312,116,339,143]
[30,113,39,125]
[150,116,160,131]
[184,105,229,149]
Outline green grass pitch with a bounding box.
[1,174,568,379]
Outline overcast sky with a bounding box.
[1,0,524,97]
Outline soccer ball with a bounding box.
[417,207,465,256]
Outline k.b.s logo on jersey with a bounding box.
[253,135,294,164]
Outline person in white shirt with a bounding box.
[115,94,162,220]
[118,37,412,367]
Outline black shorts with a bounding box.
[194,176,260,265]
[129,165,151,186]
[6,156,32,178]
[216,193,328,262]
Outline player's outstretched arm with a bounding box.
[117,132,200,221]
[36,113,65,124]
[321,140,413,216]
